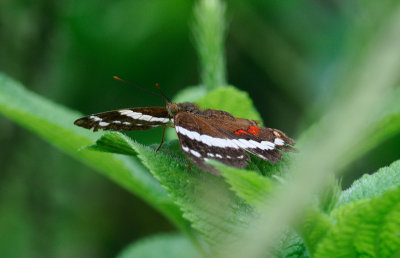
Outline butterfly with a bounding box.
[74,78,296,175]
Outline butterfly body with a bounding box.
[74,102,295,175]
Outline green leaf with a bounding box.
[337,159,400,207]
[298,210,333,255]
[124,139,254,250]
[216,162,275,207]
[0,73,191,236]
[196,86,262,122]
[116,233,201,258]
[314,187,400,257]
[86,132,137,156]
[172,85,208,103]
[215,162,310,257]
[277,230,309,258]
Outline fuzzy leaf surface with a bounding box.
[314,187,400,257]
[337,159,400,207]
[126,139,254,250]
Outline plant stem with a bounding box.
[193,0,227,90]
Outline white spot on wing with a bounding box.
[141,114,152,121]
[182,146,189,152]
[113,121,121,124]
[274,138,285,145]
[90,115,102,122]
[123,122,131,125]
[190,149,201,158]
[99,122,110,126]
[262,141,275,149]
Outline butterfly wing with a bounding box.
[202,110,296,162]
[74,107,172,132]
[175,109,296,174]
[174,112,249,175]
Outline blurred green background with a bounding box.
[1,0,400,257]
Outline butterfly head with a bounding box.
[167,102,201,117]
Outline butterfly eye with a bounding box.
[167,103,179,116]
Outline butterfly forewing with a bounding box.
[74,107,171,132]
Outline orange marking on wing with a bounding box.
[248,126,260,135]
[235,129,248,135]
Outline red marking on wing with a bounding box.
[247,126,260,135]
[235,129,248,135]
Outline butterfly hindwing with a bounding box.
[174,112,249,175]
[206,115,296,163]
[74,107,171,132]
[174,108,296,174]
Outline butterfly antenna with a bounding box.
[113,76,162,99]
[155,83,172,103]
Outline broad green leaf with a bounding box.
[86,132,137,156]
[214,162,311,257]
[277,229,309,258]
[314,187,400,257]
[196,86,262,122]
[172,85,207,103]
[117,233,201,258]
[337,159,400,207]
[298,210,333,255]
[110,136,255,250]
[216,162,275,207]
[0,73,191,235]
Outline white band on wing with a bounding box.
[119,110,170,123]
[175,126,276,150]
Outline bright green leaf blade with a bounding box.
[0,73,190,234]
[172,85,208,103]
[298,210,333,255]
[314,187,400,257]
[215,162,310,257]
[278,230,310,258]
[116,233,201,258]
[337,159,400,207]
[196,85,262,122]
[125,139,254,249]
[86,132,137,156]
[215,162,275,207]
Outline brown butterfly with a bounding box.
[74,78,296,175]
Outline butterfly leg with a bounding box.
[187,161,191,171]
[156,126,167,152]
